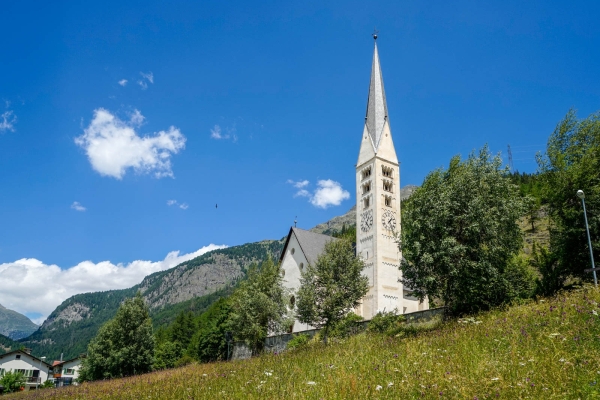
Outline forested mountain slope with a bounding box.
[19,240,284,361]
[0,303,38,340]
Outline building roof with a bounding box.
[52,355,85,368]
[365,40,389,150]
[280,227,338,265]
[0,349,52,368]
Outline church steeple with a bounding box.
[365,38,389,149]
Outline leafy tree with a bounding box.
[169,311,195,350]
[400,146,528,315]
[296,238,369,344]
[153,341,183,370]
[192,298,232,363]
[79,292,155,381]
[0,370,25,393]
[228,258,291,354]
[536,109,600,293]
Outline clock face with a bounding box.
[360,210,373,232]
[382,210,397,231]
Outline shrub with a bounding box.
[174,355,195,368]
[329,313,364,339]
[286,334,310,350]
[368,310,405,334]
[41,379,56,389]
[0,371,25,393]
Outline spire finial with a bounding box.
[294,216,297,228]
[372,28,379,41]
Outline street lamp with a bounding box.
[37,356,46,390]
[577,190,597,287]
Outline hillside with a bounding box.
[15,286,600,399]
[0,303,38,340]
[0,332,21,354]
[19,240,284,361]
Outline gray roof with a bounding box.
[365,41,389,150]
[280,227,337,265]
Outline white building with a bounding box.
[279,37,428,331]
[0,349,52,390]
[51,356,83,386]
[279,227,337,332]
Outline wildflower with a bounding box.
[519,363,525,366]
[376,385,383,391]
[427,370,432,373]
[491,378,499,381]
[307,381,316,385]
[202,374,207,377]
[388,382,394,387]
[593,310,598,316]
[528,359,534,362]
[264,372,272,376]
[559,358,565,362]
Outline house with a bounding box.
[0,348,52,390]
[51,355,84,386]
[279,227,338,333]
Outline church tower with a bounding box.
[356,36,416,319]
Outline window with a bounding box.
[15,354,21,360]
[281,269,285,277]
[65,369,75,375]
[363,197,370,209]
[290,296,296,308]
[383,179,393,193]
[0,368,5,376]
[384,195,392,207]
[382,165,393,178]
[361,166,372,179]
[291,248,295,255]
[299,262,304,271]
[362,181,371,195]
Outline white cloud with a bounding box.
[287,179,309,189]
[0,110,16,133]
[75,108,186,179]
[167,199,177,206]
[138,80,148,90]
[310,180,350,208]
[166,200,189,210]
[210,124,237,141]
[0,244,226,321]
[140,71,154,84]
[179,203,189,210]
[118,79,128,86]
[71,201,86,212]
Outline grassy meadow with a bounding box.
[13,285,600,399]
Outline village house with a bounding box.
[0,349,52,390]
[51,355,84,387]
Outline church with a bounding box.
[280,37,428,332]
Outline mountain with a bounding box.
[0,303,38,340]
[19,239,284,360]
[0,332,21,354]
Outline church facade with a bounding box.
[279,38,427,333]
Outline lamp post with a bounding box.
[577,190,597,287]
[37,356,46,390]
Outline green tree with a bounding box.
[296,238,369,344]
[153,341,183,370]
[400,146,529,315]
[192,298,231,362]
[536,109,600,293]
[169,311,195,350]
[79,292,155,381]
[0,370,25,393]
[228,258,291,354]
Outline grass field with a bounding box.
[12,285,600,399]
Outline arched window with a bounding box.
[363,197,370,209]
[382,165,393,178]
[383,179,393,193]
[290,295,296,308]
[384,195,392,207]
[299,262,304,271]
[291,248,295,255]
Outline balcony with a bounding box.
[26,377,41,384]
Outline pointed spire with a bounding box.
[365,39,389,149]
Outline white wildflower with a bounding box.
[307,381,316,385]
[376,385,383,391]
[264,372,272,376]
[519,363,526,366]
[593,310,598,316]
[388,382,394,387]
[202,374,207,377]
[491,377,500,381]
[559,358,565,362]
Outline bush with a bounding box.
[0,371,25,393]
[368,311,405,334]
[174,355,195,368]
[40,379,55,389]
[329,313,364,339]
[286,334,310,350]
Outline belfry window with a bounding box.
[383,179,393,193]
[363,197,370,209]
[362,181,371,195]
[384,195,392,207]
[362,166,372,180]
[382,165,393,178]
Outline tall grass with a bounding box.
[14,286,600,399]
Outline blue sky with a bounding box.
[1,1,599,321]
